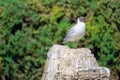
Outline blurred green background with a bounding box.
[0,0,120,80]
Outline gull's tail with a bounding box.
[62,40,66,43]
[62,38,67,43]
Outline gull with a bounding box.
[63,17,87,43]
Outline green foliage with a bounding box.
[0,0,120,80]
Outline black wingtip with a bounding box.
[62,39,67,43]
[62,41,65,44]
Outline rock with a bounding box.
[41,44,110,80]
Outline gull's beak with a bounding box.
[84,18,87,22]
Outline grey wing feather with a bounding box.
[63,27,75,42]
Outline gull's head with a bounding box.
[77,17,87,23]
[79,17,87,22]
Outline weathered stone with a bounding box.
[41,44,110,80]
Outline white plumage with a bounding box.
[63,17,86,43]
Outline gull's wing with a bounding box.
[63,27,75,43]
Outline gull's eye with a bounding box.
[82,19,84,22]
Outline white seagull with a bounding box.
[63,17,87,43]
